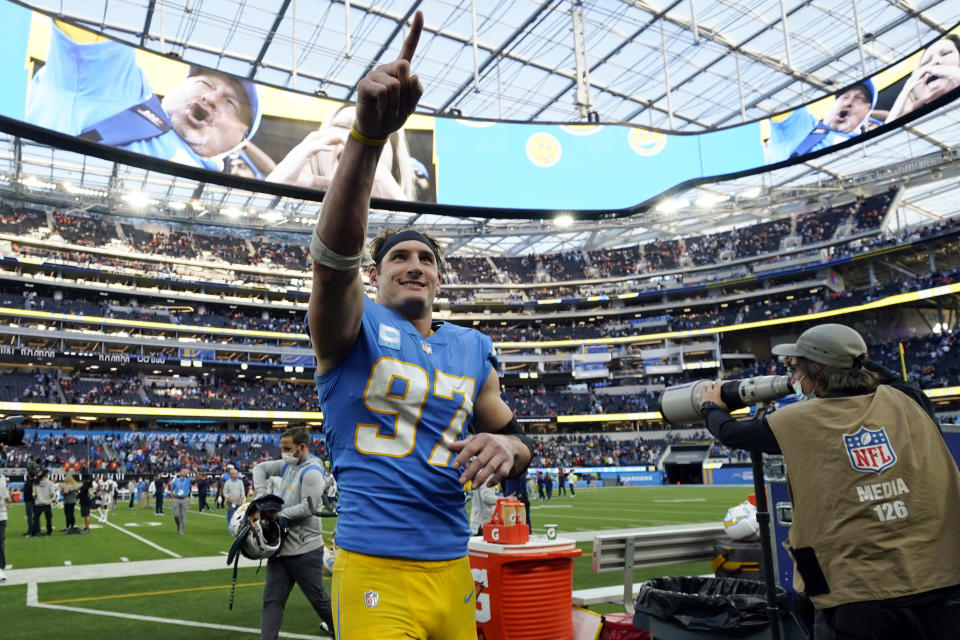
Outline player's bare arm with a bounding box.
[308,11,424,374]
[450,369,533,488]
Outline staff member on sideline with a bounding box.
[222,467,245,529]
[253,427,335,639]
[170,467,192,536]
[699,323,960,640]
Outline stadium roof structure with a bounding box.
[4,0,960,257]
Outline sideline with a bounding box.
[43,581,266,604]
[26,582,327,639]
[0,554,259,586]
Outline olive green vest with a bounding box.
[767,385,960,608]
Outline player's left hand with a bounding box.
[450,433,518,488]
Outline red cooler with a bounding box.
[469,536,582,640]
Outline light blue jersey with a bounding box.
[26,22,218,170]
[316,299,494,560]
[764,108,858,164]
[171,476,192,499]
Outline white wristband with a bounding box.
[310,231,365,271]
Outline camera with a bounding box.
[659,376,791,426]
[0,415,25,446]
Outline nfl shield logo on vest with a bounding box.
[843,426,897,473]
[364,590,380,608]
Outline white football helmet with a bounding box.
[227,495,286,563]
[723,501,759,541]
[228,503,251,538]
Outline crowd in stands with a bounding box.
[797,202,852,244]
[2,191,900,291]
[1,260,957,356]
[146,377,316,411]
[1,321,956,422]
[2,430,318,476]
[1,369,319,411]
[4,428,678,475]
[734,219,793,257]
[0,291,306,335]
[0,203,47,235]
[53,211,118,246]
[529,433,667,468]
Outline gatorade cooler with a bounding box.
[469,536,582,640]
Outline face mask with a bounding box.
[282,451,300,466]
[792,374,816,401]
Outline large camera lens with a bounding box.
[659,376,791,426]
[659,380,712,426]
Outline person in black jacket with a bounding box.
[197,474,210,512]
[21,474,37,537]
[78,474,94,533]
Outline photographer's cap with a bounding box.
[772,323,867,369]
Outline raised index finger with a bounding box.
[399,10,423,63]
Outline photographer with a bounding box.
[699,323,960,639]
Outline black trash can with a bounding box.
[633,576,805,640]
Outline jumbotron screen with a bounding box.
[0,0,956,214]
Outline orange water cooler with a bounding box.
[468,536,582,640]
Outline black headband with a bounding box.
[373,230,442,268]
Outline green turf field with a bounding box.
[0,485,753,638]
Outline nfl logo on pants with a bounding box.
[364,591,380,609]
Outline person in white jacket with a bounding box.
[469,480,500,536]
[33,469,58,536]
[222,467,246,528]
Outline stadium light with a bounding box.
[168,201,187,211]
[124,191,152,209]
[221,207,243,218]
[741,186,762,198]
[695,192,725,208]
[554,214,574,228]
[656,197,687,213]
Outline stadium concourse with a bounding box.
[1,1,960,638]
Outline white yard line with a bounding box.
[101,519,181,558]
[26,582,326,639]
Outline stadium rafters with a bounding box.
[5,0,960,257]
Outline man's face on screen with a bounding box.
[163,72,252,158]
[823,87,871,134]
